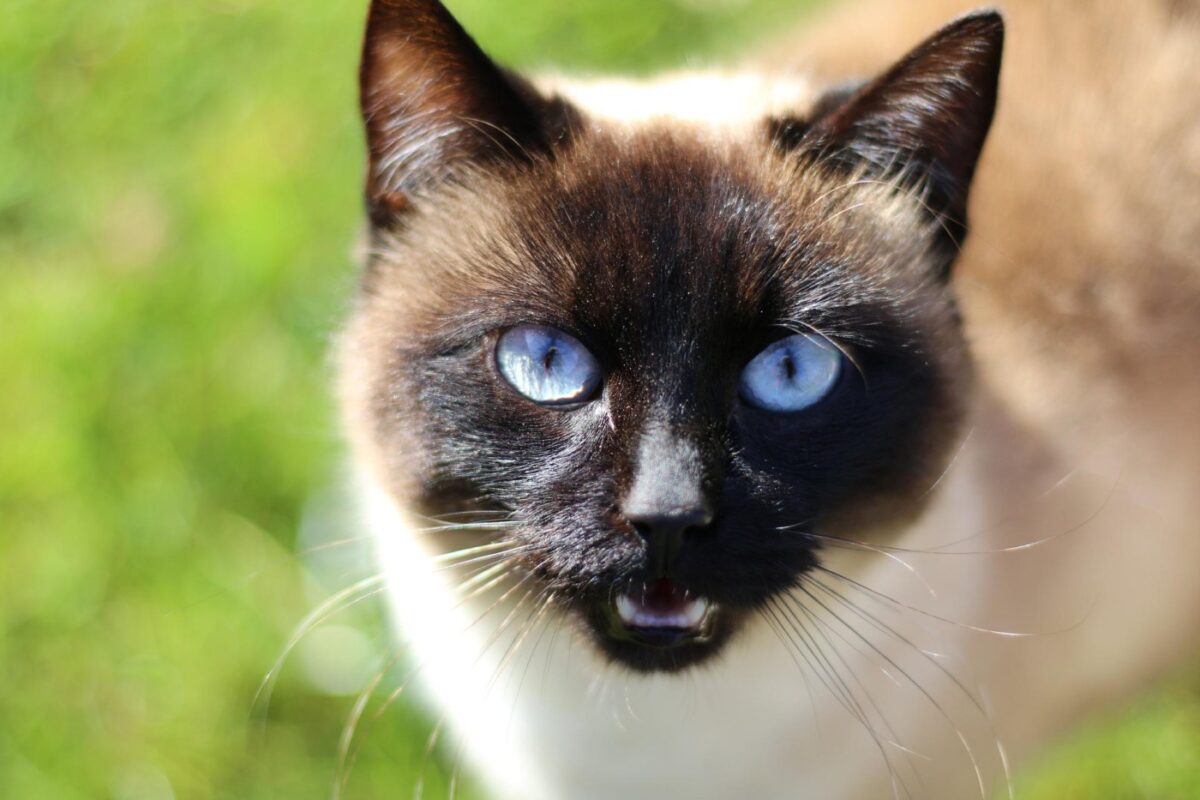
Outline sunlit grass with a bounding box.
[1,0,1196,797]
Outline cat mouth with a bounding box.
[605,578,717,648]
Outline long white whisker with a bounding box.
[807,576,1014,799]
[788,530,937,598]
[765,598,909,800]
[412,716,444,800]
[430,539,526,566]
[253,573,388,720]
[815,566,1048,638]
[795,584,988,800]
[333,654,398,800]
[777,594,918,799]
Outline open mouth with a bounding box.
[607,578,717,648]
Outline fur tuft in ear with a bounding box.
[802,10,1004,266]
[360,0,579,225]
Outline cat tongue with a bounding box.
[616,579,708,630]
[645,577,687,608]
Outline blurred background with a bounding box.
[3,0,1199,797]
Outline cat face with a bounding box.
[340,0,1002,672]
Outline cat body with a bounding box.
[339,1,1200,797]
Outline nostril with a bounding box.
[624,506,713,578]
[624,504,714,542]
[629,519,653,543]
[682,504,715,532]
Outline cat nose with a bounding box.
[624,503,715,577]
[621,421,715,576]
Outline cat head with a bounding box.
[340,0,1003,672]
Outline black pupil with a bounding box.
[542,346,558,372]
[781,353,796,382]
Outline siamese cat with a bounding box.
[336,0,1200,797]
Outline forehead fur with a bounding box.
[538,73,818,131]
[356,124,954,351]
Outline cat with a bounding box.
[335,0,1200,797]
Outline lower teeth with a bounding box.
[615,593,709,629]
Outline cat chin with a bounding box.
[591,633,731,673]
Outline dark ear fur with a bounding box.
[798,11,1005,265]
[360,0,579,224]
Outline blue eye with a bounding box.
[739,333,843,412]
[495,325,601,406]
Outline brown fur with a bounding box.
[773,0,1200,459]
[771,0,1200,759]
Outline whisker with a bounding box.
[440,583,544,800]
[340,553,535,799]
[758,604,821,723]
[540,609,569,698]
[295,533,375,558]
[783,467,1118,557]
[790,594,923,755]
[507,591,558,734]
[432,543,537,577]
[353,565,532,792]
[409,508,516,523]
[371,664,424,724]
[809,574,991,713]
[483,588,548,699]
[812,571,1016,800]
[796,583,987,800]
[452,559,520,604]
[411,520,522,535]
[785,593,919,797]
[815,566,1045,638]
[252,573,388,721]
[772,596,873,728]
[430,539,526,566]
[918,426,975,500]
[787,529,938,598]
[803,578,1009,799]
[465,572,536,636]
[412,716,444,800]
[764,598,909,800]
[333,653,398,800]
[447,759,460,800]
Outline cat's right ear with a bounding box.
[360,0,579,225]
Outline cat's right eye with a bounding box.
[495,325,602,406]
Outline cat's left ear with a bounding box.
[360,0,579,225]
[797,11,1004,263]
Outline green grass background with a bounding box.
[2,0,1198,797]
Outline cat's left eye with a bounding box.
[495,325,601,406]
[739,333,843,413]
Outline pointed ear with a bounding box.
[804,11,1004,258]
[360,0,579,224]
